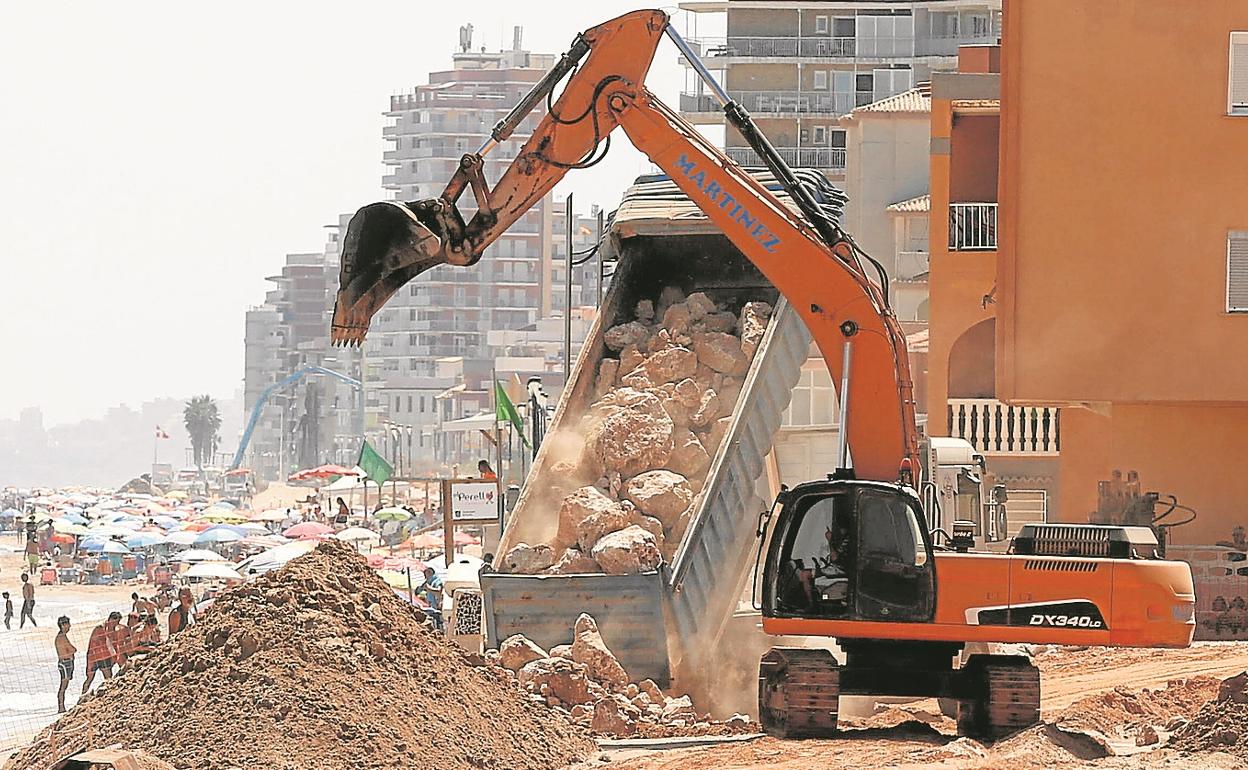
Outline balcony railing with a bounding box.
[724,146,846,171]
[693,35,923,59]
[949,203,998,251]
[915,31,1001,57]
[734,90,856,115]
[947,399,1060,455]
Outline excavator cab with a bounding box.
[762,480,936,625]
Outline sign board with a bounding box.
[447,480,500,523]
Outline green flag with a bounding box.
[357,440,393,486]
[495,380,529,447]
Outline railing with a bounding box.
[731,90,855,115]
[691,35,922,59]
[915,31,1000,57]
[724,146,846,170]
[949,203,998,251]
[947,399,1060,455]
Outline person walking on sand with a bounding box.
[168,588,194,636]
[55,616,76,712]
[19,573,36,628]
[3,591,12,630]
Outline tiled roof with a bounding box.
[847,86,931,118]
[886,194,931,214]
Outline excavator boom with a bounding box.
[330,9,919,483]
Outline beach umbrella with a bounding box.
[374,507,411,522]
[242,534,289,549]
[165,490,189,500]
[165,531,200,546]
[452,530,480,546]
[283,522,332,538]
[184,562,243,581]
[152,516,181,530]
[100,541,130,555]
[59,511,87,525]
[208,501,236,510]
[87,524,134,538]
[409,532,442,549]
[376,570,412,590]
[237,540,317,576]
[334,527,381,544]
[171,548,225,563]
[250,510,288,523]
[0,509,21,519]
[239,522,269,534]
[200,510,248,524]
[126,532,167,548]
[194,528,242,545]
[52,520,92,536]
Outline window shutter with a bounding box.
[1228,232,1248,312]
[1232,32,1248,115]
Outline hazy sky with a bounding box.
[0,2,720,426]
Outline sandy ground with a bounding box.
[0,535,139,754]
[590,643,1248,770]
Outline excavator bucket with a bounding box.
[330,201,449,346]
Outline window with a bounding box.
[394,396,401,413]
[855,73,874,93]
[830,129,847,149]
[969,14,991,37]
[782,366,836,427]
[815,15,829,34]
[409,308,417,322]
[407,396,413,413]
[1229,231,1248,312]
[813,70,828,91]
[1231,32,1248,115]
[813,125,827,144]
[833,17,856,38]
[420,395,426,413]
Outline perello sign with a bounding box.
[449,481,499,522]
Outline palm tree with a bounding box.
[183,395,222,472]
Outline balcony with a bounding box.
[692,35,920,59]
[947,399,1060,456]
[724,146,846,171]
[948,203,997,251]
[915,31,1001,57]
[736,90,856,115]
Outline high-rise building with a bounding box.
[371,31,558,377]
[678,0,1001,180]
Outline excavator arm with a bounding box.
[331,9,919,483]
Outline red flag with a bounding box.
[156,426,170,440]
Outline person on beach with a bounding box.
[55,616,76,713]
[82,612,121,694]
[19,573,36,628]
[168,588,194,635]
[3,591,12,630]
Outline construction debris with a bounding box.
[1170,672,1248,755]
[502,290,772,574]
[498,614,757,739]
[4,541,592,770]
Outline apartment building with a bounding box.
[371,34,557,378]
[678,0,1000,179]
[994,0,1248,546]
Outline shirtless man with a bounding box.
[54,616,77,712]
[19,573,36,628]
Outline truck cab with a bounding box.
[919,437,1006,549]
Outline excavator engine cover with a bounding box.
[330,200,455,346]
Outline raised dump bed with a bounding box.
[481,176,810,685]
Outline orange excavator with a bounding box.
[330,9,1195,740]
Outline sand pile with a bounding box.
[1170,672,1248,755]
[501,289,772,575]
[1056,676,1218,748]
[4,541,592,770]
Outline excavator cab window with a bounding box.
[765,483,936,623]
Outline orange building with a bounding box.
[929,0,1248,546]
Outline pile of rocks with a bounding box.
[501,288,772,575]
[488,613,753,738]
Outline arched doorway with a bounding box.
[948,318,995,399]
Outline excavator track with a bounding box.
[957,656,1041,739]
[758,648,840,738]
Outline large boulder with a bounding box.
[684,291,717,320]
[500,542,556,574]
[546,547,602,575]
[619,343,645,376]
[690,389,721,429]
[499,634,548,671]
[518,656,599,706]
[591,525,662,575]
[693,331,750,375]
[661,695,699,723]
[585,407,675,478]
[638,346,697,385]
[738,301,773,357]
[624,470,694,527]
[604,321,650,352]
[665,430,711,480]
[693,310,737,334]
[595,359,620,397]
[571,613,630,689]
[635,299,656,323]
[557,486,625,550]
[592,696,641,736]
[576,506,631,552]
[672,378,702,408]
